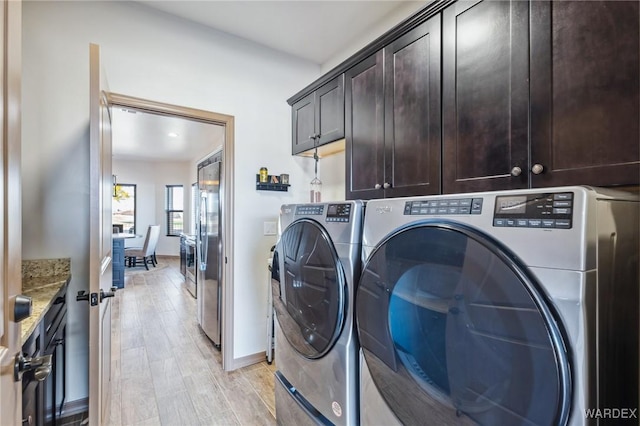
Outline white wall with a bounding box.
[321,1,426,74]
[22,0,320,403]
[113,160,192,255]
[317,1,426,200]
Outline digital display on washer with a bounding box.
[326,203,351,222]
[493,192,574,229]
[495,196,527,214]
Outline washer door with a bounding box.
[357,221,571,425]
[272,219,346,359]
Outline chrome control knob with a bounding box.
[531,164,544,175]
[510,166,522,177]
[374,184,382,190]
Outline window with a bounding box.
[113,184,136,234]
[166,185,184,236]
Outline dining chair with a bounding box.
[124,225,160,270]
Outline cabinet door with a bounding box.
[316,74,345,146]
[345,51,385,200]
[384,15,441,198]
[442,0,529,193]
[291,92,316,155]
[530,1,639,187]
[21,330,44,426]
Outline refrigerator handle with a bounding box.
[199,194,208,271]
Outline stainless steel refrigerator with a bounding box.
[197,151,222,348]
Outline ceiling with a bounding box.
[112,107,224,162]
[113,1,420,162]
[138,0,417,64]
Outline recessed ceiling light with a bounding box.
[168,132,179,138]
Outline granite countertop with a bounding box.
[21,258,71,344]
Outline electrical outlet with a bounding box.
[264,221,277,236]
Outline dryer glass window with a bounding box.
[357,223,570,426]
[273,219,346,359]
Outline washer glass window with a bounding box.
[273,219,346,359]
[357,223,570,425]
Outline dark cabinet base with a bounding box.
[112,238,125,288]
[22,283,67,426]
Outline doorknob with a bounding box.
[510,166,522,177]
[374,184,381,190]
[100,287,117,302]
[77,290,98,306]
[14,295,32,323]
[383,182,391,189]
[14,353,52,382]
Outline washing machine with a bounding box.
[272,201,364,425]
[357,186,639,425]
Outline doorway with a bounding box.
[107,93,235,371]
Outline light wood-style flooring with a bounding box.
[107,257,276,426]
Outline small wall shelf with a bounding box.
[256,174,290,192]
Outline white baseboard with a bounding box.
[227,351,268,370]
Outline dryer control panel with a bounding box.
[293,204,352,223]
[493,192,573,229]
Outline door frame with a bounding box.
[0,0,22,423]
[106,93,236,371]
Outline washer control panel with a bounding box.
[326,204,351,222]
[404,198,483,215]
[295,205,324,216]
[493,192,573,229]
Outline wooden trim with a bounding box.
[221,116,235,372]
[0,0,22,423]
[107,92,233,125]
[105,93,236,372]
[286,0,456,105]
[226,351,267,371]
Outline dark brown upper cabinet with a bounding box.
[530,0,639,188]
[442,0,529,194]
[346,16,442,200]
[291,74,345,155]
[345,51,384,200]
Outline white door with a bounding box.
[88,43,114,425]
[0,0,23,423]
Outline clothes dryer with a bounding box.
[272,201,364,425]
[357,187,638,425]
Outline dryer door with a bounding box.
[272,218,346,359]
[357,221,571,425]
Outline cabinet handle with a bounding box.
[531,164,544,175]
[374,184,382,190]
[383,182,391,189]
[14,353,52,382]
[510,166,522,177]
[22,415,32,425]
